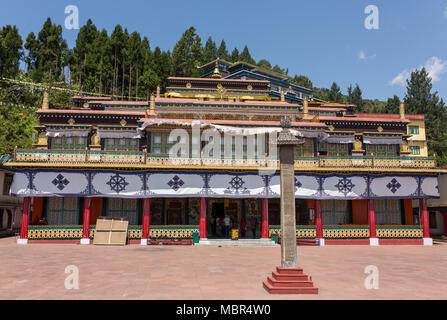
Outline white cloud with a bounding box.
[388,56,447,86]
[359,50,366,60]
[424,56,447,82]
[358,50,376,62]
[389,69,410,86]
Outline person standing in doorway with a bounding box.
[223,215,231,238]
[240,217,247,238]
[250,216,257,239]
[216,217,222,237]
[211,213,216,237]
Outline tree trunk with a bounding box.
[113,49,117,96]
[128,65,132,99]
[121,57,125,98]
[135,68,139,100]
[99,57,103,94]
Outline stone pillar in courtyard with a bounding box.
[277,117,301,268]
[263,117,318,294]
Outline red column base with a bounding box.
[263,266,318,294]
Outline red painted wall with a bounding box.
[90,197,103,225]
[352,199,368,225]
[31,197,43,224]
[404,199,414,225]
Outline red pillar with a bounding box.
[420,199,430,238]
[199,198,207,239]
[142,198,151,244]
[315,200,324,245]
[261,199,269,239]
[81,198,92,244]
[18,197,31,244]
[368,199,379,245]
[368,200,377,238]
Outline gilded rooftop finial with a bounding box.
[212,59,222,79]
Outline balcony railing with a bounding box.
[13,149,437,169]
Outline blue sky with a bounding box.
[0,0,446,101]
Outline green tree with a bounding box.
[98,29,114,94]
[126,31,143,97]
[293,75,312,89]
[216,40,230,61]
[0,25,23,78]
[239,45,255,64]
[202,37,217,64]
[257,59,272,70]
[71,19,98,89]
[33,17,67,82]
[384,95,400,114]
[404,67,447,161]
[172,27,202,77]
[347,83,363,112]
[151,46,172,92]
[0,76,39,153]
[328,82,342,103]
[230,48,239,62]
[110,25,125,96]
[272,64,286,74]
[24,32,38,73]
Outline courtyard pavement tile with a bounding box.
[0,236,446,299]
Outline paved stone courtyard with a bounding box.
[1,237,446,300]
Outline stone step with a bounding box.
[263,281,319,294]
[196,239,278,247]
[276,266,304,274]
[272,271,309,281]
[267,276,314,288]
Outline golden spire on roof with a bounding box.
[212,59,222,79]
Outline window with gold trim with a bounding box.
[104,138,139,151]
[52,136,86,150]
[296,138,314,157]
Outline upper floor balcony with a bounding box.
[12,149,437,170]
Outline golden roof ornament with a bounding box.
[68,118,75,125]
[212,59,222,79]
[216,83,227,99]
[377,126,383,132]
[120,119,127,127]
[147,95,157,117]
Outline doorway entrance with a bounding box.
[207,199,245,239]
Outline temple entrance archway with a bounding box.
[207,199,246,239]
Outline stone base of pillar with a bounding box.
[17,238,28,245]
[316,238,325,246]
[80,238,90,245]
[369,238,379,246]
[140,238,148,245]
[263,266,318,294]
[423,238,433,246]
